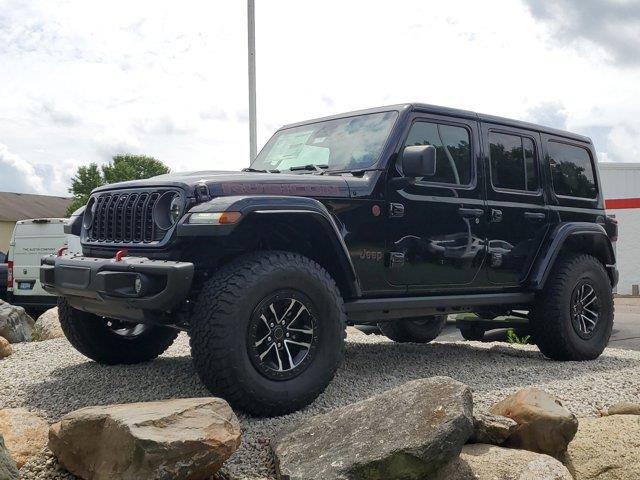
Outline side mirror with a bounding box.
[401,145,436,177]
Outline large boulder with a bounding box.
[0,434,19,480]
[565,414,640,480]
[490,388,578,458]
[606,401,640,416]
[0,299,34,343]
[470,412,517,445]
[273,377,474,480]
[33,307,64,341]
[49,397,241,480]
[0,336,12,358]
[435,444,573,480]
[0,407,49,468]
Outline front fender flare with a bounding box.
[177,195,360,296]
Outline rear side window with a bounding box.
[548,141,597,199]
[489,132,539,192]
[403,121,472,186]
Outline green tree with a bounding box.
[102,154,170,184]
[66,155,170,215]
[67,163,104,215]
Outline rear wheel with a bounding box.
[189,251,346,417]
[57,298,178,364]
[378,315,446,343]
[530,253,613,360]
[459,325,485,341]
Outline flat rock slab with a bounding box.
[565,414,640,480]
[49,397,241,480]
[0,434,19,480]
[606,401,640,416]
[435,443,573,480]
[273,377,474,480]
[0,407,49,468]
[471,412,518,445]
[490,387,578,458]
[0,300,34,343]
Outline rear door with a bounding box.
[11,220,67,297]
[482,124,549,285]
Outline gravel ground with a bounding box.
[2,329,640,479]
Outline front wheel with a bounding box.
[530,253,613,360]
[57,298,178,364]
[378,315,446,343]
[189,251,346,417]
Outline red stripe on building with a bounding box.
[605,197,640,209]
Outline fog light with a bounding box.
[134,276,142,295]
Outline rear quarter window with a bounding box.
[547,141,597,199]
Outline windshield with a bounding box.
[251,111,398,172]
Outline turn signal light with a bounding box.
[188,212,242,225]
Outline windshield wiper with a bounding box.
[289,164,328,173]
[242,167,281,173]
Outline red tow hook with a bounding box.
[56,246,68,257]
[115,249,129,262]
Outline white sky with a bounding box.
[1,0,639,196]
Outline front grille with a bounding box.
[87,189,168,244]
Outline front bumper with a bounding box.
[41,254,194,322]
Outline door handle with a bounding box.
[458,207,484,218]
[524,212,546,221]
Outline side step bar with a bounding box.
[344,292,535,323]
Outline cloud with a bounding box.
[523,0,640,67]
[93,130,141,160]
[526,101,569,130]
[0,143,45,193]
[39,101,82,126]
[133,116,195,135]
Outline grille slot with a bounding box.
[88,189,170,244]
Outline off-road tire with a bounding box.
[57,298,178,364]
[189,251,346,417]
[459,326,485,341]
[530,253,614,360]
[377,315,446,343]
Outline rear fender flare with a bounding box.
[528,222,616,290]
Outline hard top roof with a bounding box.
[281,103,591,144]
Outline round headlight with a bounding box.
[153,191,183,230]
[82,197,97,229]
[169,195,182,224]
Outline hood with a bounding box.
[92,170,351,199]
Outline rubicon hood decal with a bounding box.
[219,182,345,197]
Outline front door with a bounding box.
[386,115,486,290]
[482,124,549,285]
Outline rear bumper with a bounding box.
[40,254,194,322]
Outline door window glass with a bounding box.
[403,122,472,185]
[548,142,597,199]
[489,132,539,192]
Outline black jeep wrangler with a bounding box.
[42,103,618,416]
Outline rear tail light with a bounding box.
[605,215,618,242]
[7,260,13,291]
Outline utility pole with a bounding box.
[247,0,257,161]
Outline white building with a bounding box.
[599,163,640,295]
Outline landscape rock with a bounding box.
[0,299,34,343]
[48,397,241,480]
[470,411,518,445]
[565,414,640,480]
[0,408,49,468]
[606,401,640,416]
[33,307,64,341]
[490,387,578,458]
[0,434,19,480]
[273,377,474,480]
[0,336,12,358]
[435,443,573,480]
